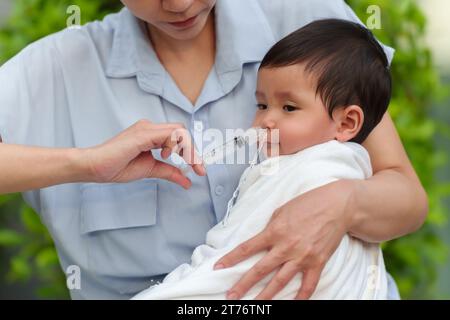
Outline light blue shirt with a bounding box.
[0,0,397,299]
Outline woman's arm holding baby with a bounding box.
[351,112,428,241]
[214,113,428,300]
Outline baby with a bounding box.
[133,18,392,300]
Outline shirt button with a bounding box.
[215,185,224,196]
[194,121,203,132]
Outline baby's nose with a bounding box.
[261,117,276,130]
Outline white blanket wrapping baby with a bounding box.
[133,140,388,300]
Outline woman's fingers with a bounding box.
[135,119,185,131]
[295,267,323,300]
[159,129,183,159]
[255,261,299,300]
[168,129,205,175]
[91,120,205,183]
[160,146,173,159]
[136,127,181,151]
[225,250,286,300]
[214,232,270,270]
[138,126,206,176]
[150,159,192,189]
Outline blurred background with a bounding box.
[0,0,449,299]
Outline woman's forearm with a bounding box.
[0,120,205,194]
[347,112,429,243]
[0,143,89,194]
[348,167,428,243]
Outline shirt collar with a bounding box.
[214,0,275,75]
[106,1,275,94]
[106,8,165,93]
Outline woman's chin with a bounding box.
[159,10,212,41]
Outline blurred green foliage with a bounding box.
[346,0,450,298]
[0,0,449,299]
[0,0,123,299]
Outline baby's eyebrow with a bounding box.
[255,90,303,104]
[274,90,296,99]
[255,90,265,98]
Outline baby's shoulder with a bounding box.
[291,141,373,179]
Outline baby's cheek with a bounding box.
[251,113,263,127]
[282,124,313,152]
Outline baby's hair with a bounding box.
[260,19,392,144]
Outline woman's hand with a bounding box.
[214,179,357,300]
[84,120,206,188]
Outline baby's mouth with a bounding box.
[261,141,280,157]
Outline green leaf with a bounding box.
[0,229,26,246]
[35,247,59,269]
[8,256,32,282]
[20,205,47,234]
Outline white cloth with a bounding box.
[133,140,388,300]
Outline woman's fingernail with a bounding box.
[214,263,224,270]
[227,291,239,300]
[184,180,192,190]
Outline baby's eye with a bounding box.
[256,104,267,110]
[283,105,298,112]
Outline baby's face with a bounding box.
[252,63,337,156]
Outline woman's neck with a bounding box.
[145,12,216,105]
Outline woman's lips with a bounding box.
[168,15,198,29]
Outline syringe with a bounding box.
[176,127,267,175]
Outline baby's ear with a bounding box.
[333,105,364,142]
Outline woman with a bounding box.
[0,0,427,299]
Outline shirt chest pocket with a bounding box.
[80,180,158,234]
[79,179,171,295]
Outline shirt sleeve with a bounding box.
[338,1,395,65]
[0,35,69,147]
[258,0,395,65]
[0,50,30,144]
[0,35,73,214]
